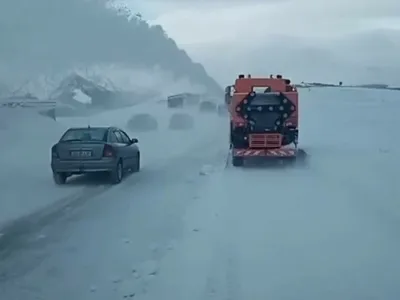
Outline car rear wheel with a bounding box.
[53,172,67,185]
[110,160,123,184]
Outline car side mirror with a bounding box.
[131,138,138,144]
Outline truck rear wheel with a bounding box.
[232,156,244,167]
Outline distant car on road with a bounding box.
[199,100,217,112]
[51,126,140,185]
[167,94,184,108]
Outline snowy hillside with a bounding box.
[0,87,399,299]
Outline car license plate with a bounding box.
[70,151,92,157]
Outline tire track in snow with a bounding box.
[0,184,110,261]
[221,177,242,300]
[203,243,242,300]
[193,171,243,300]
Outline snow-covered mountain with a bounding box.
[0,0,222,103]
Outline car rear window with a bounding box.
[60,128,108,142]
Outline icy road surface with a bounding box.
[1,88,400,299]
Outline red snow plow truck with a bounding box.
[227,74,306,167]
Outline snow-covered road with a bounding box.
[1,88,400,299]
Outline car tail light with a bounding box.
[51,145,59,158]
[103,144,114,157]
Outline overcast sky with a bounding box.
[130,0,400,85]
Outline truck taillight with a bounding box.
[103,144,114,157]
[51,145,58,158]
